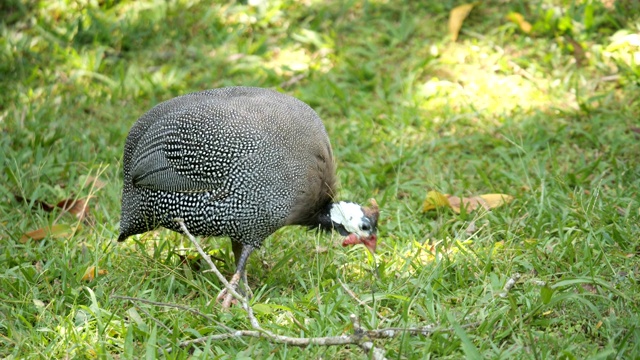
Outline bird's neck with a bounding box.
[317,202,337,233]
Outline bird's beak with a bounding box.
[361,234,377,255]
[342,233,377,255]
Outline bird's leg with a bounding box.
[217,242,254,308]
[231,240,254,299]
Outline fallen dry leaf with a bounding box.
[465,221,478,235]
[581,283,598,294]
[564,35,587,66]
[506,12,532,33]
[82,266,108,281]
[422,191,514,214]
[449,3,476,42]
[20,224,74,243]
[82,175,107,191]
[596,320,603,329]
[422,190,451,212]
[56,198,91,221]
[17,194,92,223]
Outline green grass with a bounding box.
[1,0,639,358]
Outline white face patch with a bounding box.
[330,202,368,237]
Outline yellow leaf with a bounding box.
[449,194,513,213]
[422,192,513,214]
[449,3,476,42]
[507,12,532,33]
[422,190,451,212]
[20,224,73,243]
[478,193,514,209]
[82,266,108,282]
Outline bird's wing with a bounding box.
[130,107,261,192]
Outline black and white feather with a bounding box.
[118,86,379,306]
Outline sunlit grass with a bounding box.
[1,0,639,358]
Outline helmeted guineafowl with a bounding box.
[118,86,379,307]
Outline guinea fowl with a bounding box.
[118,86,379,307]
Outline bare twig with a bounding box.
[174,219,390,354]
[279,74,306,89]
[119,219,475,358]
[360,341,388,360]
[351,314,387,360]
[175,219,246,304]
[137,305,173,335]
[338,277,389,322]
[176,219,274,336]
[111,296,213,323]
[111,295,235,333]
[179,323,447,348]
[499,273,521,298]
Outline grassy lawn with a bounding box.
[1,0,639,358]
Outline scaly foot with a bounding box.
[216,273,253,309]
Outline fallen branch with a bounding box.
[499,273,521,298]
[175,218,387,356]
[114,219,470,358]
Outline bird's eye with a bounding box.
[360,223,371,231]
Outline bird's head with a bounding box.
[329,199,379,254]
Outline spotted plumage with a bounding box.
[118,86,379,307]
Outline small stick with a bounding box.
[137,305,173,335]
[111,295,235,333]
[122,219,476,358]
[338,277,389,322]
[499,273,521,298]
[175,219,246,304]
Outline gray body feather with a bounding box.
[119,87,336,247]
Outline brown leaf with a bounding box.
[581,283,598,294]
[82,266,108,281]
[20,224,73,243]
[82,175,107,191]
[449,196,490,214]
[565,36,587,66]
[449,3,476,42]
[56,198,91,221]
[506,12,532,33]
[17,195,92,221]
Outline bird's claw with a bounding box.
[217,288,238,308]
[216,273,252,308]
